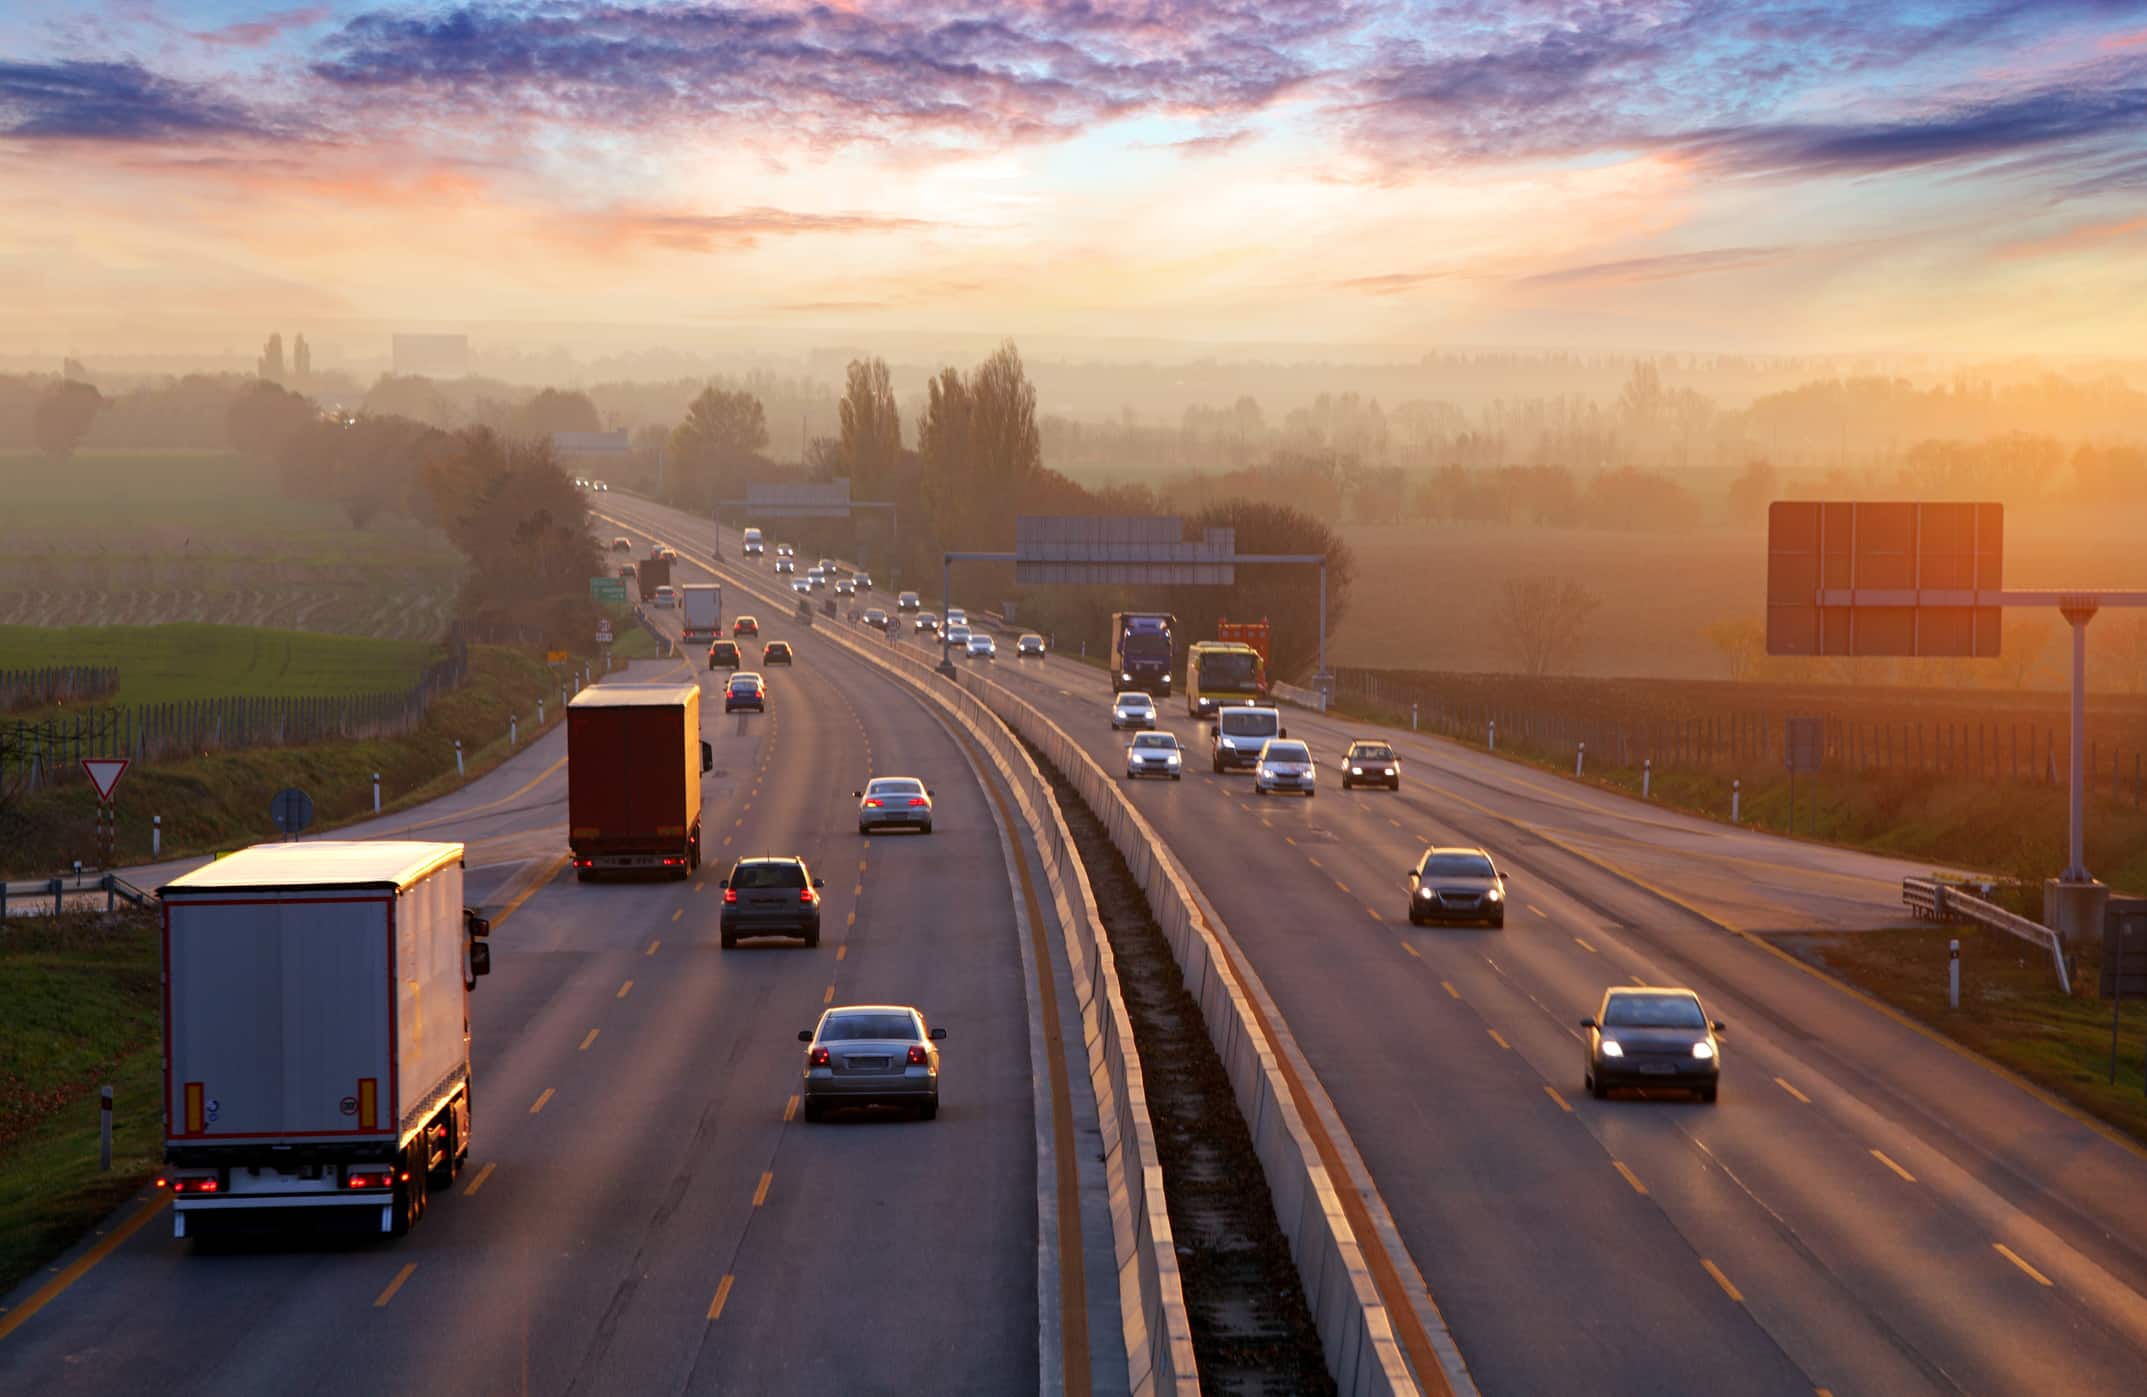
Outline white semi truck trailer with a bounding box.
[158,841,492,1239]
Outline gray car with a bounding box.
[1253,738,1316,797]
[1125,731,1183,780]
[1110,692,1157,730]
[1583,987,1723,1103]
[719,856,824,948]
[855,776,933,835]
[800,1005,946,1121]
[1406,846,1508,927]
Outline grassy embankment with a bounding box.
[0,633,577,877]
[0,911,163,1299]
[0,623,435,711]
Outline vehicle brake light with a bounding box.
[799,888,815,904]
[907,1045,929,1066]
[663,857,683,866]
[723,888,738,904]
[171,1176,219,1194]
[863,798,883,808]
[346,1169,395,1191]
[908,797,929,807]
[810,1047,830,1066]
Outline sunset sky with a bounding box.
[4,1,2145,358]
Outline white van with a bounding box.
[1210,705,1285,773]
[742,527,764,557]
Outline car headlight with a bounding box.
[1351,766,1363,775]
[1692,1042,1715,1060]
[1417,887,1434,899]
[1384,767,1396,776]
[1166,753,1181,766]
[1121,672,1133,682]
[1600,1040,1624,1058]
[1485,887,1503,902]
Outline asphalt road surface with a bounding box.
[614,491,2147,1397]
[1,604,1054,1394]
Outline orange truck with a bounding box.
[1217,618,1272,671]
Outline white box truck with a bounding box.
[158,841,493,1239]
[679,582,723,644]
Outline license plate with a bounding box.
[849,1057,888,1070]
[1638,1063,1676,1076]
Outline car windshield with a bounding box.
[1352,745,1395,761]
[1220,711,1277,736]
[1021,635,1041,645]
[730,861,804,889]
[1123,634,1170,660]
[1603,994,1708,1029]
[1421,854,1496,878]
[821,1012,919,1042]
[1264,742,1309,762]
[1200,653,1260,687]
[1132,734,1178,750]
[868,779,923,796]
[1117,695,1152,710]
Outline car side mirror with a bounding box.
[798,1029,813,1043]
[1712,1021,1726,1034]
[929,1027,947,1040]
[853,789,864,797]
[701,740,713,773]
[1579,1017,1597,1029]
[717,877,729,889]
[464,911,491,939]
[812,877,826,888]
[1279,727,1288,738]
[469,941,492,977]
[1499,872,1510,882]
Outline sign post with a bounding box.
[81,758,128,869]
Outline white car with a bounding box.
[1111,692,1157,731]
[945,624,971,648]
[775,558,795,574]
[792,579,812,594]
[652,585,676,609]
[1253,738,1316,797]
[1125,731,1183,780]
[966,634,996,660]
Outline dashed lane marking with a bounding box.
[1871,1149,1917,1183]
[706,1274,735,1321]
[823,984,835,1004]
[616,980,634,999]
[1402,942,1421,958]
[529,1088,555,1114]
[1994,1244,2052,1286]
[1487,1028,1510,1050]
[752,1172,773,1207]
[783,1095,798,1122]
[462,1162,496,1196]
[1440,980,1461,999]
[373,1263,417,1309]
[1543,1086,1573,1112]
[671,908,684,922]
[1702,1259,1743,1303]
[646,939,661,957]
[578,1029,599,1052]
[1775,1077,1811,1104]
[1573,936,1597,953]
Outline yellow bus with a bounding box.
[1185,641,1266,718]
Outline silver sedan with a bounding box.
[1125,731,1183,780]
[1110,692,1157,730]
[855,776,933,834]
[800,1005,946,1121]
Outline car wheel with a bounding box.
[1172,773,1181,781]
[804,925,820,949]
[802,1099,825,1123]
[1588,1073,1607,1100]
[1699,1084,1719,1105]
[1489,913,1505,929]
[575,868,592,883]
[918,1097,939,1122]
[720,929,736,950]
[1254,785,1266,796]
[921,822,933,835]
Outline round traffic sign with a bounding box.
[271,787,315,835]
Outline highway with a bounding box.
[1,598,1081,1392]
[609,491,2147,1396]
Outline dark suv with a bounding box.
[720,857,826,949]
[708,639,741,669]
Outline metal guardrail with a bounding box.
[1,872,158,918]
[1271,679,1328,712]
[1902,876,2071,994]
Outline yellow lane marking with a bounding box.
[1543,1085,1573,1112]
[1366,907,1384,922]
[1612,1161,1648,1195]
[1775,1076,1812,1104]
[1573,936,1597,953]
[1630,973,1648,986]
[0,1190,169,1342]
[1260,818,1273,830]
[859,859,868,871]
[1994,1243,2052,1286]
[529,1088,555,1114]
[1334,880,1351,894]
[852,883,862,897]
[752,1171,773,1208]
[1702,1259,1744,1302]
[862,840,870,849]
[616,980,634,999]
[578,1028,599,1052]
[463,1162,496,1196]
[1402,942,1421,958]
[1440,980,1460,999]
[1528,904,1546,918]
[1284,836,1297,846]
[694,881,704,892]
[374,1263,418,1308]
[671,908,683,922]
[836,944,847,960]
[1871,1149,1917,1183]
[1487,1028,1510,1050]
[1307,855,1323,869]
[706,1274,735,1321]
[646,938,661,957]
[783,1095,799,1122]
[845,912,857,927]
[722,835,732,847]
[823,984,836,1004]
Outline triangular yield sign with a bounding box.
[82,757,130,801]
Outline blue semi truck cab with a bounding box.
[1109,611,1178,696]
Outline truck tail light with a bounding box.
[908,1045,929,1066]
[171,1176,220,1194]
[723,888,738,903]
[810,1047,830,1066]
[663,857,684,867]
[346,1169,395,1191]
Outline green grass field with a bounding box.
[0,624,435,710]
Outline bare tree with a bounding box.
[838,356,902,494]
[1493,577,1599,676]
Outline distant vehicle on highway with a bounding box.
[679,583,722,643]
[158,843,491,1238]
[742,527,764,557]
[862,607,889,628]
[1582,987,1723,1103]
[620,562,637,578]
[791,579,813,594]
[945,608,968,629]
[854,572,873,591]
[806,570,827,591]
[835,577,856,596]
[652,585,676,609]
[799,1005,945,1121]
[966,634,996,660]
[720,856,824,949]
[1125,731,1183,780]
[1111,691,1157,730]
[945,624,972,648]
[1017,633,1046,658]
[592,480,610,492]
[1253,738,1316,797]
[568,682,712,878]
[1210,705,1283,772]
[763,640,793,666]
[1186,640,1265,718]
[725,672,767,712]
[915,611,940,633]
[775,557,795,574]
[1340,739,1401,791]
[611,536,633,552]
[855,776,934,834]
[733,616,759,636]
[776,544,795,558]
[708,639,741,669]
[897,591,920,612]
[1111,610,1177,696]
[1405,847,1507,928]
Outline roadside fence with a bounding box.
[1,664,119,712]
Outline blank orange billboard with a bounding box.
[1766,502,2002,657]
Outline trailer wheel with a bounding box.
[427,1112,457,1191]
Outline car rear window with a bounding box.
[821,1012,919,1042]
[1604,994,1706,1028]
[731,861,806,889]
[729,677,758,691]
[868,779,923,796]
[1421,853,1495,878]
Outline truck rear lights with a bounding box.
[171,1176,220,1194]
[907,1046,929,1066]
[810,1047,831,1066]
[575,858,593,869]
[345,1169,395,1191]
[662,857,684,867]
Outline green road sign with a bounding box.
[589,576,629,603]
